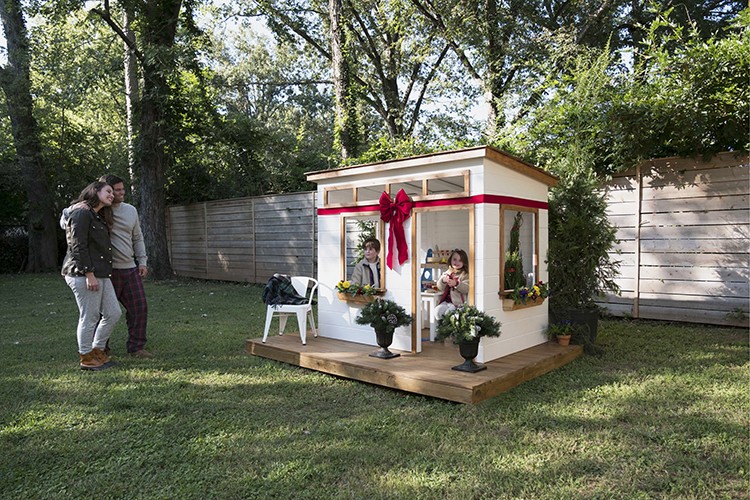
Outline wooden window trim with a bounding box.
[499,205,540,295]
[322,171,469,208]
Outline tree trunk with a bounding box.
[123,6,139,190]
[329,0,357,160]
[138,82,172,279]
[0,0,58,272]
[483,0,503,139]
[136,0,182,279]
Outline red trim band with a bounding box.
[317,194,547,215]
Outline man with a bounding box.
[99,174,153,358]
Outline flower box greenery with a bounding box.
[500,281,549,310]
[336,280,384,303]
[505,281,549,302]
[435,305,502,344]
[355,298,412,334]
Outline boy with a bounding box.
[350,237,381,288]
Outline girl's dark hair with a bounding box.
[75,181,113,228]
[451,249,469,274]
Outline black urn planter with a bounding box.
[570,308,599,344]
[451,338,486,373]
[369,327,400,359]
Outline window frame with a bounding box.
[499,205,540,294]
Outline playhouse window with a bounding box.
[426,173,469,197]
[357,184,386,203]
[326,187,354,205]
[325,171,469,207]
[342,214,385,288]
[390,181,422,198]
[500,207,539,292]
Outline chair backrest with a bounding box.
[291,276,318,305]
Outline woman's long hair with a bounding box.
[74,181,113,228]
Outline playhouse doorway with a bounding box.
[413,207,474,350]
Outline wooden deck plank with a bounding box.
[246,334,582,403]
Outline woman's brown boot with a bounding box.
[91,348,111,364]
[79,351,108,371]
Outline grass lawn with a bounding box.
[0,273,747,499]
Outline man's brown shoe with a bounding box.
[128,349,154,359]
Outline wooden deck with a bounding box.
[245,333,583,404]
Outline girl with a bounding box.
[61,181,122,370]
[434,249,470,320]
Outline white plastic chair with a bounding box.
[262,276,318,345]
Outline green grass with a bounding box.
[1,273,747,499]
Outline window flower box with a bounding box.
[337,292,378,304]
[336,280,384,304]
[501,296,545,311]
[499,281,549,311]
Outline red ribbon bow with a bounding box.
[379,189,413,269]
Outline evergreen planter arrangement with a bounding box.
[435,305,502,372]
[355,299,411,359]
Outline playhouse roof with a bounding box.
[306,145,558,187]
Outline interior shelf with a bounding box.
[420,262,449,269]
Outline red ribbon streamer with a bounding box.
[379,189,413,269]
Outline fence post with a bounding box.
[634,163,642,318]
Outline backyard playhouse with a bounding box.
[306,145,558,363]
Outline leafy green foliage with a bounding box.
[548,167,620,310]
[502,11,750,177]
[29,9,130,209]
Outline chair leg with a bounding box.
[262,308,275,343]
[296,310,307,345]
[278,314,288,335]
[308,310,317,338]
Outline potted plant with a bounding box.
[435,305,502,372]
[355,298,412,359]
[547,321,574,346]
[547,167,620,343]
[335,280,383,304]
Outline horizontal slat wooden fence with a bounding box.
[599,152,749,327]
[166,152,748,327]
[167,192,317,284]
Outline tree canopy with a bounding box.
[0,0,746,273]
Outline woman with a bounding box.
[61,181,122,370]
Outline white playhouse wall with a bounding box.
[312,148,553,362]
[317,213,415,352]
[473,159,550,363]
